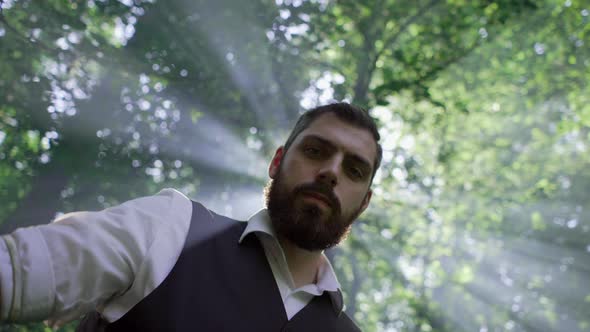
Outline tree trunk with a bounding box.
[344,250,362,319]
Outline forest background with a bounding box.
[0,0,589,331]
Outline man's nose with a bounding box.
[316,158,340,187]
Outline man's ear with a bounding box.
[359,189,372,214]
[268,146,284,179]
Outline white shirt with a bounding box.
[0,188,342,326]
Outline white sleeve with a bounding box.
[0,188,192,325]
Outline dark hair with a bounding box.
[283,102,383,183]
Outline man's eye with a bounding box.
[349,167,363,179]
[304,147,321,156]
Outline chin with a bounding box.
[297,197,332,216]
[299,203,331,221]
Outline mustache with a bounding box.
[294,182,341,212]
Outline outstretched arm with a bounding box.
[0,188,191,326]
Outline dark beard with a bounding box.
[265,170,362,251]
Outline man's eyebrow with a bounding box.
[302,134,336,148]
[303,134,373,172]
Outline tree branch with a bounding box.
[376,0,443,60]
[0,6,60,55]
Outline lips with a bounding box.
[301,191,332,208]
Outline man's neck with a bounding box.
[279,238,324,289]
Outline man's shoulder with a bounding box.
[189,200,245,224]
[146,187,190,203]
[183,199,246,246]
[142,188,244,226]
[119,188,192,220]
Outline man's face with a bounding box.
[265,113,376,251]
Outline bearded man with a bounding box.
[0,102,382,331]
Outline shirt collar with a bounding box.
[239,209,344,315]
[238,209,276,243]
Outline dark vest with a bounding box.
[77,201,361,332]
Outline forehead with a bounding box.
[295,113,377,166]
